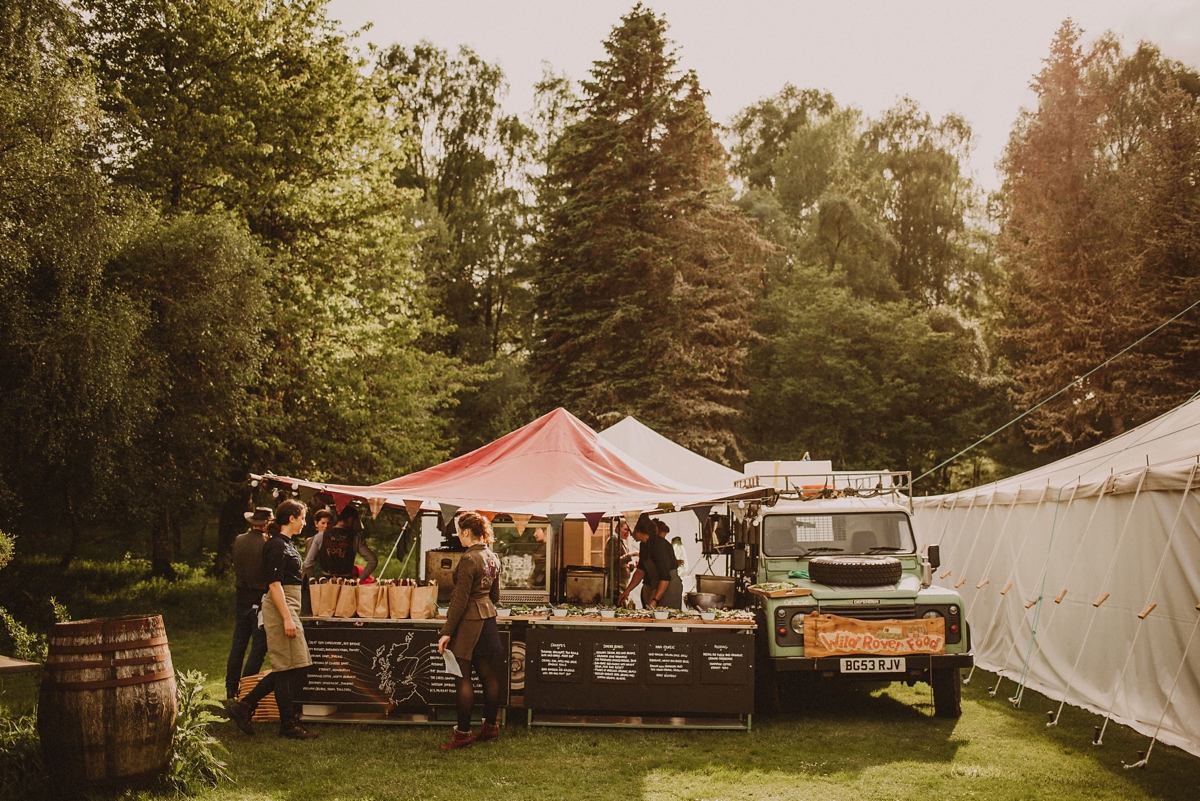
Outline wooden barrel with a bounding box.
[38,615,177,786]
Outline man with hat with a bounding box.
[224,507,273,704]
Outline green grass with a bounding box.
[5,615,1195,801]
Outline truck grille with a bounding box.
[820,604,917,621]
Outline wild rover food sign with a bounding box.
[803,614,945,658]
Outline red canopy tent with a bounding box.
[256,407,757,519]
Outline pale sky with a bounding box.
[328,0,1200,194]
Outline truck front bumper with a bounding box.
[771,653,974,673]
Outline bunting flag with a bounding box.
[691,504,713,527]
[403,499,424,521]
[367,497,387,519]
[622,510,642,532]
[583,511,605,534]
[510,513,532,535]
[478,511,497,523]
[331,492,354,513]
[547,513,568,534]
[731,503,747,523]
[439,503,461,526]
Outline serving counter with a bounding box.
[294,614,755,729]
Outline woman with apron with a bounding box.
[229,498,318,740]
[436,511,503,749]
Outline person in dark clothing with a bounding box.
[436,511,503,750]
[224,507,272,702]
[618,514,680,609]
[302,505,377,580]
[228,499,318,740]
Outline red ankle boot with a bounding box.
[475,722,500,742]
[439,727,474,750]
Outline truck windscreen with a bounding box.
[761,512,915,557]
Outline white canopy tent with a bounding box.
[913,395,1200,758]
[597,417,743,582]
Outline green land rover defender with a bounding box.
[732,469,972,718]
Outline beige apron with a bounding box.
[262,585,311,671]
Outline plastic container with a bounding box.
[653,610,670,620]
[496,607,511,617]
[600,609,616,619]
[552,607,569,617]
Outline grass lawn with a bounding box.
[7,618,1196,801]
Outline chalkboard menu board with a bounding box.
[524,628,753,715]
[298,621,510,712]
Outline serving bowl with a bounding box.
[686,591,725,611]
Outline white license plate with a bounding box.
[840,657,906,673]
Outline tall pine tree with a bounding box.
[999,21,1200,452]
[530,5,768,464]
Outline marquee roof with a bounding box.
[260,407,760,517]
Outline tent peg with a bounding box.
[1093,725,1103,746]
[975,578,990,589]
[939,569,952,579]
[1025,598,1037,609]
[1000,582,1012,595]
[1055,589,1067,604]
[1093,593,1110,608]
[1138,603,1156,620]
[1123,750,1148,770]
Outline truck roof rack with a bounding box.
[735,470,913,512]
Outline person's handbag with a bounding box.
[334,578,359,618]
[387,580,412,619]
[409,580,437,620]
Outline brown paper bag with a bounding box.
[409,581,437,620]
[312,578,335,617]
[372,582,390,618]
[387,582,412,619]
[335,578,359,618]
[356,582,378,618]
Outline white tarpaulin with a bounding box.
[597,417,743,582]
[913,396,1200,757]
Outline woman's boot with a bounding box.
[438,727,474,750]
[474,722,500,742]
[227,699,255,735]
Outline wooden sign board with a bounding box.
[803,614,945,658]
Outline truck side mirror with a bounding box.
[927,544,941,571]
[732,545,747,572]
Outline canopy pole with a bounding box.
[962,488,1022,687]
[1049,467,1149,735]
[378,512,419,579]
[1097,464,1198,745]
[1010,482,1081,707]
[1124,606,1200,769]
[982,483,1056,698]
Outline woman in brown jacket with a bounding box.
[436,511,503,750]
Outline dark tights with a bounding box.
[455,653,501,732]
[245,666,307,723]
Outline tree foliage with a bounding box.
[0,0,148,545]
[377,42,537,452]
[531,5,770,463]
[731,86,1005,485]
[83,0,465,489]
[998,20,1200,453]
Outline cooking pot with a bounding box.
[686,591,725,610]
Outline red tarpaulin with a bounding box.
[259,407,757,517]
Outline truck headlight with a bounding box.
[923,610,942,620]
[790,613,805,634]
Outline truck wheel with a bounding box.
[808,555,902,587]
[931,667,962,718]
